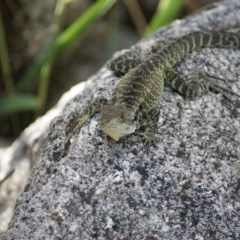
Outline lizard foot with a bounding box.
[135,130,158,152]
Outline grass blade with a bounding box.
[16,0,116,91]
[0,93,38,116]
[145,0,184,37]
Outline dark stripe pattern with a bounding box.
[114,31,240,112]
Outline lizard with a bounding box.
[66,31,240,146]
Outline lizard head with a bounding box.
[100,105,136,141]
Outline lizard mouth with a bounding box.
[100,124,136,141]
[103,130,125,141]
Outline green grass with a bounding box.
[144,0,184,36]
[0,0,183,136]
[0,0,116,120]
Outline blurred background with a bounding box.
[0,0,220,141]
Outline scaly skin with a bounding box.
[67,31,240,144]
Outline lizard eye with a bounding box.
[118,114,125,121]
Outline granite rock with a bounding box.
[3,0,240,239]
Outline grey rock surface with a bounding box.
[0,90,72,234]
[4,0,240,239]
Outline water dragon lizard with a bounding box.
[66,31,240,146]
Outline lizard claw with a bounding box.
[135,131,158,153]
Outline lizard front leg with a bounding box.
[136,107,160,147]
[66,98,108,141]
[107,38,177,77]
[107,49,142,77]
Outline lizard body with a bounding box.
[67,31,240,144]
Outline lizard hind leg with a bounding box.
[197,71,240,101]
[165,69,200,99]
[166,68,240,101]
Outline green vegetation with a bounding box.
[0,0,183,136]
[145,0,184,36]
